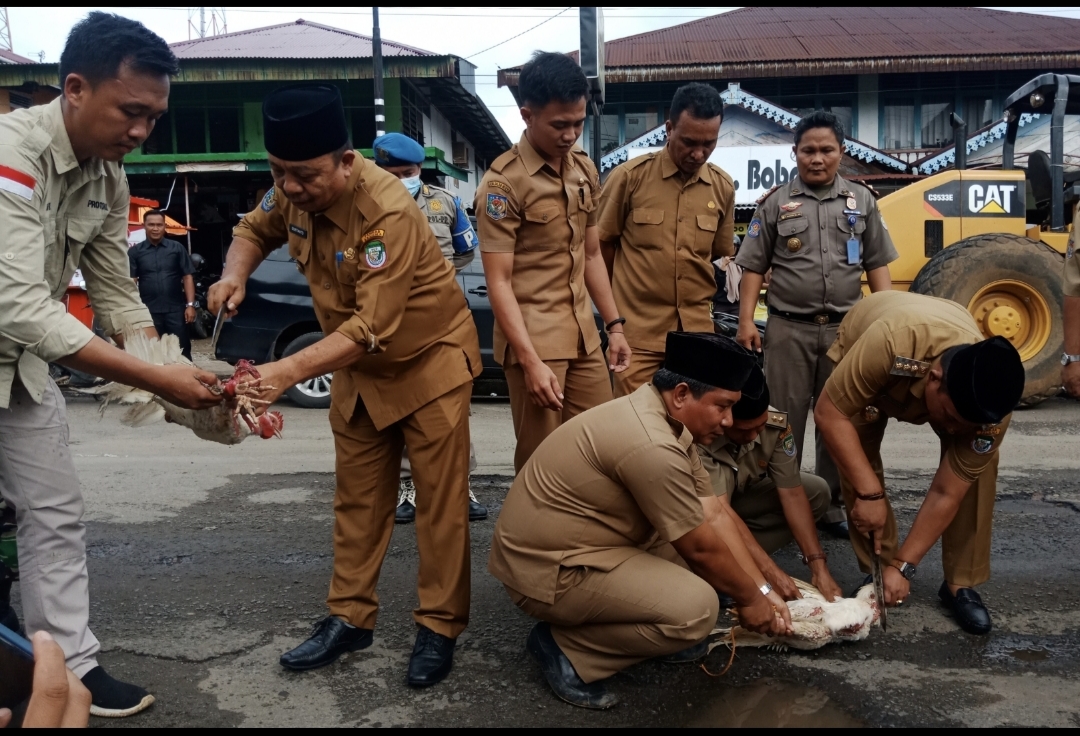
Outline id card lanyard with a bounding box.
[845,212,860,266]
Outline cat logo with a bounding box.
[967,184,1018,215]
[923,180,1022,218]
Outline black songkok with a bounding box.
[943,336,1024,424]
[663,332,756,392]
[731,364,771,420]
[263,84,349,162]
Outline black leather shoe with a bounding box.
[280,617,373,671]
[395,501,416,525]
[407,625,455,688]
[526,622,618,709]
[660,639,709,664]
[938,581,992,635]
[849,574,873,598]
[468,499,488,522]
[817,519,850,539]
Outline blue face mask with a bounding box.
[402,176,422,197]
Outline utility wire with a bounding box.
[463,6,572,60]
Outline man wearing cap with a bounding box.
[597,82,736,397]
[208,84,482,687]
[371,131,487,524]
[476,51,631,473]
[813,291,1024,634]
[489,332,792,709]
[735,111,898,540]
[699,365,844,602]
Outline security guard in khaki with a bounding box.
[217,85,481,684]
[475,133,613,471]
[819,291,1024,633]
[737,136,898,527]
[597,147,735,397]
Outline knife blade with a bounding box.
[870,531,887,632]
[209,304,225,355]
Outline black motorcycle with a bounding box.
[189,253,220,340]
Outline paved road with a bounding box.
[10,383,1080,727]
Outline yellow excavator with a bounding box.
[878,73,1078,405]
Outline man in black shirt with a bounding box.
[128,209,197,359]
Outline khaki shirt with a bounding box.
[699,408,802,496]
[823,291,1010,483]
[0,97,153,409]
[474,133,601,365]
[234,156,481,430]
[736,174,898,314]
[488,383,712,603]
[596,148,736,352]
[1063,205,1080,297]
[416,183,474,271]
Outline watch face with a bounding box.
[902,563,916,580]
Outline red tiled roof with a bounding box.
[169,19,435,60]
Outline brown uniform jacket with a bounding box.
[699,408,802,496]
[1063,205,1080,297]
[736,174,898,314]
[488,383,712,603]
[474,133,601,365]
[823,291,1009,483]
[234,156,481,430]
[596,147,736,352]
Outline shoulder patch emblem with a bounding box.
[890,356,931,378]
[781,429,798,458]
[429,198,442,212]
[972,436,995,455]
[779,202,802,212]
[260,188,276,213]
[361,229,385,244]
[488,180,512,193]
[288,224,308,238]
[364,240,387,268]
[486,193,508,221]
[747,218,762,238]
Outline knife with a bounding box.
[209,304,226,355]
[869,531,887,632]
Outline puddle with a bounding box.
[982,634,1078,663]
[685,680,862,728]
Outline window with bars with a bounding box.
[401,83,428,145]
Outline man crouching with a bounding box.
[488,332,792,709]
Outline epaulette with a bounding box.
[706,161,735,186]
[766,410,788,429]
[621,153,655,171]
[890,356,931,378]
[844,179,882,199]
[755,184,781,206]
[488,147,518,174]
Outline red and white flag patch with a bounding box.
[0,164,35,201]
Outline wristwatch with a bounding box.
[889,559,917,580]
[1061,352,1080,366]
[185,301,199,308]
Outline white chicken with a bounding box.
[82,328,283,445]
[710,579,880,653]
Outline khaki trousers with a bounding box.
[400,440,477,480]
[0,380,99,677]
[504,347,612,473]
[838,412,997,588]
[732,472,832,554]
[763,316,844,522]
[507,542,718,683]
[327,381,472,638]
[612,348,666,398]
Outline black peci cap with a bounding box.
[663,332,757,392]
[944,336,1024,424]
[263,84,349,162]
[731,364,771,420]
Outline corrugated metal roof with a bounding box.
[600,7,1080,66]
[0,49,34,65]
[170,19,435,60]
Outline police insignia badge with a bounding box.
[787,237,802,252]
[972,436,994,455]
[429,199,442,212]
[779,202,802,212]
[781,429,797,457]
[364,241,387,268]
[846,196,857,209]
[486,193,508,221]
[707,200,716,209]
[747,218,762,238]
[344,247,356,261]
[261,188,276,213]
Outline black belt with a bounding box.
[768,306,846,325]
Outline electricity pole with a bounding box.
[372,7,385,139]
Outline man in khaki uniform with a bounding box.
[814,291,1024,635]
[699,366,843,601]
[209,84,481,688]
[598,82,735,396]
[0,13,224,717]
[476,52,630,472]
[491,332,792,709]
[736,111,898,537]
[1060,204,1080,396]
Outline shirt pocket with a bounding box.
[628,208,665,249]
[522,204,563,251]
[288,234,311,274]
[836,215,867,235]
[694,214,719,257]
[60,217,105,290]
[777,216,809,237]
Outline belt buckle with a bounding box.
[814,314,829,325]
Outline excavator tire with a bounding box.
[909,233,1064,407]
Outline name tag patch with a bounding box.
[288,224,308,238]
